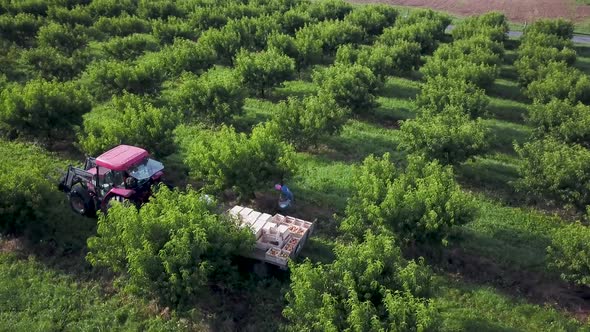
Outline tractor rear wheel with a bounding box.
[69,185,95,217]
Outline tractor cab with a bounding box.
[58,145,165,217]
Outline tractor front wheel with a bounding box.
[69,185,95,217]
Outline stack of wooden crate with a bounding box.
[228,205,314,268]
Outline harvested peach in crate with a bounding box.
[228,206,314,270]
[283,243,295,252]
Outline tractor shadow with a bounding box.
[0,208,106,283]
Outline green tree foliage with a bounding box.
[284,232,438,331]
[514,44,576,86]
[164,68,245,123]
[212,1,263,20]
[93,14,151,37]
[0,79,91,139]
[36,22,93,55]
[379,10,450,54]
[198,15,280,64]
[307,0,352,21]
[295,19,365,56]
[0,0,49,16]
[515,19,576,87]
[292,26,323,69]
[419,14,504,91]
[421,57,498,89]
[87,186,255,306]
[198,27,242,65]
[525,18,574,40]
[451,12,508,42]
[82,56,167,99]
[224,15,281,51]
[335,41,421,78]
[87,0,138,18]
[175,124,296,198]
[147,38,216,75]
[340,153,477,244]
[521,30,574,50]
[416,76,489,118]
[136,0,184,20]
[150,16,196,44]
[250,0,310,15]
[528,99,590,147]
[399,107,489,165]
[548,222,590,286]
[47,5,93,27]
[234,48,295,97]
[0,141,64,237]
[78,93,179,157]
[17,46,77,80]
[0,13,42,46]
[89,33,160,61]
[398,8,451,34]
[186,6,228,32]
[312,63,381,114]
[267,32,298,59]
[344,4,398,36]
[433,37,503,66]
[269,93,350,149]
[277,6,312,34]
[525,62,590,104]
[515,138,590,209]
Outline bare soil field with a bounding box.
[351,0,590,23]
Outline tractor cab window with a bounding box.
[127,158,164,184]
[97,169,125,196]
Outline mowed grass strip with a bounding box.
[435,278,584,331]
[0,253,186,331]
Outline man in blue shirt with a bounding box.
[275,184,293,209]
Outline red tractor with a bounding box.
[58,145,166,216]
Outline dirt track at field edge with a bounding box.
[350,0,590,23]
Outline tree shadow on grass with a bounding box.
[574,44,590,75]
[487,80,529,103]
[499,63,519,81]
[271,80,318,102]
[576,43,590,58]
[456,157,520,204]
[0,208,115,292]
[379,77,421,100]
[192,264,289,332]
[323,124,404,162]
[485,99,527,124]
[485,120,531,155]
[298,236,337,264]
[504,39,520,51]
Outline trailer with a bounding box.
[228,205,314,270]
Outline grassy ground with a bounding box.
[4,20,590,332]
[0,252,190,331]
[235,32,590,329]
[435,279,584,331]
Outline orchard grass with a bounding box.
[435,277,583,331]
[575,43,590,75]
[4,2,590,330]
[0,253,186,331]
[461,197,564,272]
[485,96,528,123]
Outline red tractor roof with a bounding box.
[95,145,149,171]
